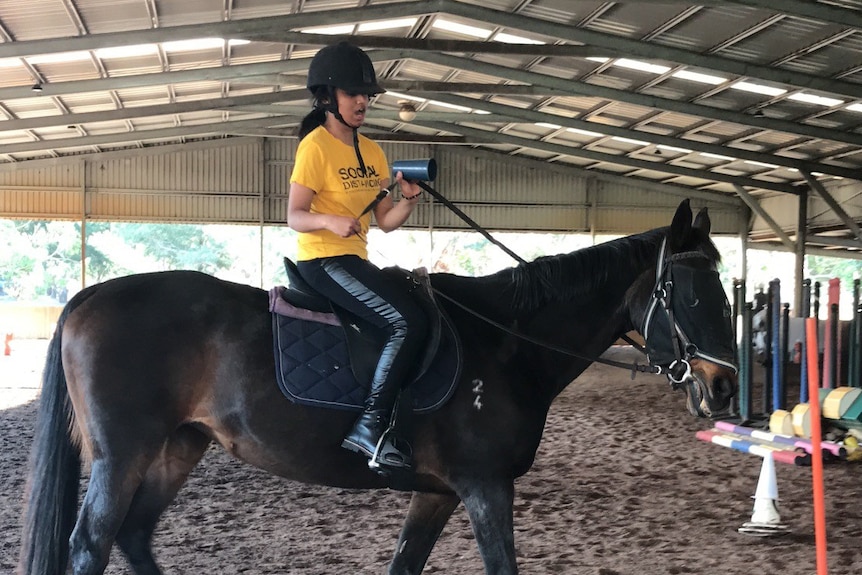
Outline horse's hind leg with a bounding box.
[388,492,460,575]
[69,427,209,575]
[115,426,211,575]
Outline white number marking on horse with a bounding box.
[472,379,484,410]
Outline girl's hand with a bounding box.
[327,214,362,237]
[396,171,422,201]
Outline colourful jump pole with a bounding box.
[713,420,846,459]
[801,278,811,403]
[739,302,753,423]
[823,278,840,388]
[695,430,809,466]
[769,279,783,411]
[851,279,860,388]
[806,317,828,575]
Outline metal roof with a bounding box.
[0,0,861,222]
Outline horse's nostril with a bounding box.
[714,376,736,405]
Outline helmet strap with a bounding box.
[321,87,368,177]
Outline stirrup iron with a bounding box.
[369,426,412,470]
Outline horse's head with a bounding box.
[637,200,738,417]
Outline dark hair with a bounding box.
[298,86,332,140]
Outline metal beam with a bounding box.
[440,0,862,100]
[0,136,261,172]
[717,0,862,31]
[0,116,299,156]
[0,59,306,101]
[416,119,797,193]
[732,184,796,249]
[2,0,859,102]
[409,91,861,181]
[0,91,308,132]
[805,235,862,250]
[457,146,741,207]
[750,241,862,260]
[0,1,443,58]
[802,170,862,243]
[247,32,617,58]
[410,51,862,149]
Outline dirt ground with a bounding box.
[2,341,861,575]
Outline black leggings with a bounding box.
[296,255,429,393]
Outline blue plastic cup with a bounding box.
[391,158,437,182]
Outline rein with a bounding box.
[430,287,662,378]
[406,180,663,378]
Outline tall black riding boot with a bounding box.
[342,394,412,470]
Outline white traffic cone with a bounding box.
[738,453,790,536]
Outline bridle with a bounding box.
[640,238,738,389]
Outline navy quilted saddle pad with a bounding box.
[270,288,462,413]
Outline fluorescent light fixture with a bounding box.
[700,152,738,161]
[614,59,670,75]
[847,103,862,112]
[787,93,844,107]
[359,18,418,32]
[96,44,158,58]
[536,122,562,129]
[300,24,355,35]
[744,160,780,169]
[657,145,693,154]
[731,82,787,97]
[567,127,603,138]
[386,91,426,103]
[586,57,609,63]
[163,38,249,51]
[28,51,90,64]
[428,100,473,111]
[0,58,20,68]
[493,32,544,45]
[612,136,650,146]
[432,18,490,39]
[672,70,727,85]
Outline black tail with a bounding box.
[17,285,99,575]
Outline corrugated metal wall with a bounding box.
[0,136,742,235]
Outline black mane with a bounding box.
[507,228,668,311]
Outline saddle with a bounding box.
[269,258,462,413]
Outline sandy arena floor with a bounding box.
[2,341,861,574]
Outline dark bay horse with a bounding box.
[18,199,737,575]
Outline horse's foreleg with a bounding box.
[388,491,461,575]
[459,479,518,575]
[115,426,211,575]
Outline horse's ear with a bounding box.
[669,199,693,248]
[693,207,711,236]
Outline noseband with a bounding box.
[641,239,738,389]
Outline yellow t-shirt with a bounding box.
[290,126,388,261]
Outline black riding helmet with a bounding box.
[307,41,384,96]
[306,42,383,178]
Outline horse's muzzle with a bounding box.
[683,359,738,418]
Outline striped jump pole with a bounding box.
[713,420,846,459]
[695,430,809,466]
